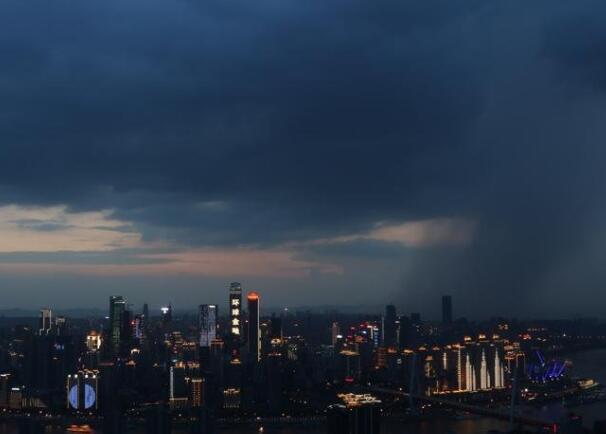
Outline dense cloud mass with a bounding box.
[0,0,606,316]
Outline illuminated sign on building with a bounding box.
[229,283,242,337]
[66,370,99,411]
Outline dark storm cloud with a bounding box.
[1,0,606,313]
[0,0,486,236]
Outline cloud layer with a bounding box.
[1,0,606,316]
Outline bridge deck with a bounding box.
[369,387,557,430]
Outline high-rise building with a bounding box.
[383,305,397,348]
[109,296,126,355]
[199,305,218,347]
[39,308,52,335]
[442,295,453,324]
[66,370,100,411]
[229,283,242,339]
[410,312,421,325]
[120,309,133,354]
[142,303,149,334]
[0,374,10,408]
[270,314,283,341]
[161,304,172,327]
[247,292,260,362]
[331,322,341,346]
[398,316,411,348]
[228,283,243,362]
[169,363,187,404]
[133,314,143,340]
[9,388,22,410]
[86,331,102,352]
[187,377,204,408]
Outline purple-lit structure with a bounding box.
[527,350,566,382]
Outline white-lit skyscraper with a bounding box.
[39,308,52,335]
[199,304,218,347]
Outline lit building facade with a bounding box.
[109,296,126,355]
[66,370,99,411]
[39,308,52,335]
[187,377,203,408]
[198,304,218,348]
[229,282,243,361]
[247,292,260,362]
[86,331,102,352]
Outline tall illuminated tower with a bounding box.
[247,292,260,362]
[480,349,488,390]
[229,282,243,360]
[199,304,218,347]
[161,304,172,327]
[39,308,52,335]
[109,296,126,355]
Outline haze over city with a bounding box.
[2,0,606,318]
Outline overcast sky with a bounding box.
[1,0,606,318]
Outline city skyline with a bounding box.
[1,1,606,318]
[0,278,601,433]
[3,0,606,432]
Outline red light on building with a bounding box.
[247,292,260,300]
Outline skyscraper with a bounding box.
[247,292,260,362]
[410,312,421,325]
[331,322,340,346]
[161,304,172,327]
[229,283,242,338]
[142,303,149,335]
[442,295,453,324]
[270,314,283,341]
[229,282,243,362]
[39,308,52,335]
[109,296,126,355]
[199,304,218,347]
[383,305,397,348]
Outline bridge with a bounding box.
[369,387,558,432]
